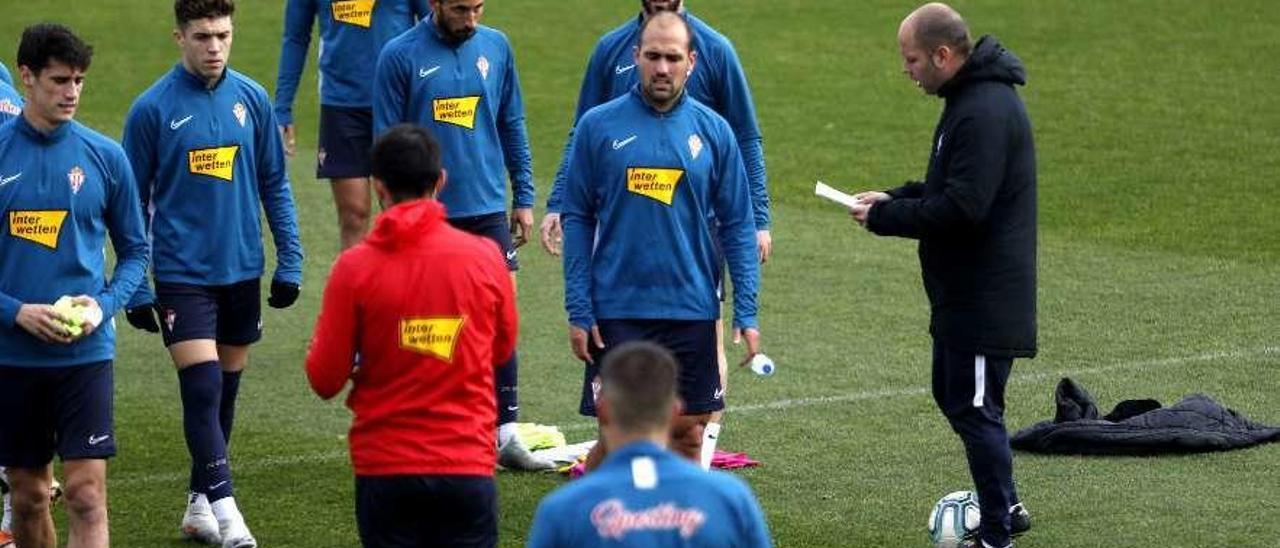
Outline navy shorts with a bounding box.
[0,361,115,467]
[317,105,373,179]
[579,319,722,417]
[448,212,518,271]
[156,279,262,347]
[355,474,497,548]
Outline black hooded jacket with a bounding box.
[867,35,1037,358]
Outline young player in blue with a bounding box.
[372,0,550,471]
[541,1,773,467]
[120,2,303,547]
[0,69,26,548]
[274,0,429,250]
[0,24,149,548]
[562,12,761,471]
[527,342,771,548]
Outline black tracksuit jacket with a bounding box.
[867,35,1037,358]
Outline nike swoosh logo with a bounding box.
[170,115,194,130]
[208,480,228,491]
[88,434,111,446]
[505,250,517,261]
[615,64,636,75]
[0,172,21,187]
[506,405,519,411]
[419,66,441,78]
[612,135,638,150]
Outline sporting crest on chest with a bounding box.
[687,134,703,160]
[68,166,85,194]
[232,102,248,128]
[476,55,490,81]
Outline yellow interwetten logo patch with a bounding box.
[627,167,684,205]
[433,96,481,130]
[332,0,376,28]
[400,317,466,362]
[188,146,239,181]
[8,210,68,250]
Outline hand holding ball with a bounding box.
[52,295,103,338]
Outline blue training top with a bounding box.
[372,15,535,218]
[274,0,429,124]
[0,116,150,367]
[527,441,772,548]
[562,88,759,330]
[123,65,303,306]
[548,12,771,230]
[0,60,12,87]
[0,80,21,124]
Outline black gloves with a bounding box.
[267,280,300,309]
[125,305,161,333]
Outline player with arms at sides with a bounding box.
[561,12,761,472]
[0,23,150,548]
[307,123,518,548]
[274,0,430,250]
[850,3,1036,547]
[527,342,771,548]
[540,0,772,468]
[0,58,25,548]
[120,1,304,546]
[373,0,551,471]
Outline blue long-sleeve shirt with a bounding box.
[0,116,150,367]
[0,61,12,87]
[123,65,303,306]
[0,81,21,124]
[527,441,772,548]
[273,0,429,125]
[548,12,770,230]
[562,88,759,330]
[372,16,534,218]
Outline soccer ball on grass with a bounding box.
[928,490,980,548]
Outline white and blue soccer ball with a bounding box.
[928,490,980,548]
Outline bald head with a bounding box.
[638,10,692,51]
[899,2,971,58]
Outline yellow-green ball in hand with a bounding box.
[52,296,88,337]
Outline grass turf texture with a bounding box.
[3,0,1279,546]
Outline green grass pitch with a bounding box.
[3,1,1279,546]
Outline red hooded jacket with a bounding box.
[305,199,517,476]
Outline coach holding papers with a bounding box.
[849,3,1037,547]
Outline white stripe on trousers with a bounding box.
[973,354,987,408]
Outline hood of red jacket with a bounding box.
[365,199,448,250]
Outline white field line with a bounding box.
[109,346,1278,486]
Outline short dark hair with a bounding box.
[17,23,94,75]
[600,341,679,432]
[175,0,236,27]
[637,11,693,52]
[912,6,972,57]
[371,124,443,202]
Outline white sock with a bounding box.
[498,422,518,446]
[190,492,210,508]
[210,496,245,530]
[1,467,11,531]
[700,422,722,471]
[2,491,10,531]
